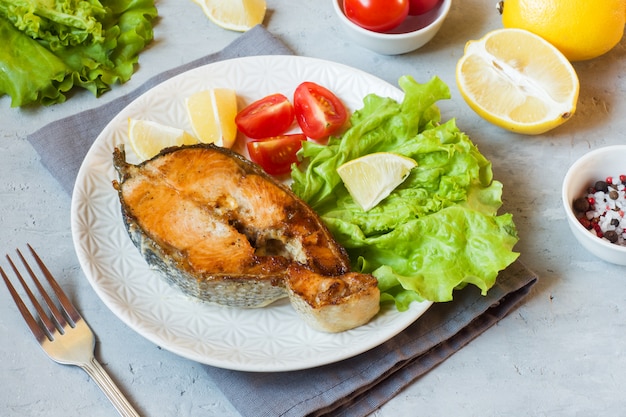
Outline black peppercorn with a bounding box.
[609,190,619,200]
[595,180,609,192]
[573,197,590,213]
[604,230,619,243]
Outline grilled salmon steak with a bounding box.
[112,144,379,332]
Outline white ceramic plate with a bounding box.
[70,55,432,372]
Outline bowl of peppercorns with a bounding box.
[562,145,626,265]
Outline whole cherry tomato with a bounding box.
[343,0,409,33]
[408,0,440,15]
[247,134,306,176]
[293,81,348,142]
[235,93,295,139]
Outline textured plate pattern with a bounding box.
[71,56,432,372]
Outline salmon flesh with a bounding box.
[112,144,379,332]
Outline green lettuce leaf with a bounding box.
[0,18,70,106]
[291,75,519,310]
[0,0,107,48]
[0,0,157,107]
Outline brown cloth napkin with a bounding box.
[27,25,538,417]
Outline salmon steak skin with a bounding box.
[112,143,380,332]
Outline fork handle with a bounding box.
[81,357,141,417]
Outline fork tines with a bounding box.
[0,244,80,342]
[1,245,141,416]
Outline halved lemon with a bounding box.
[185,88,238,148]
[128,119,198,161]
[192,0,266,32]
[456,28,579,135]
[337,152,417,212]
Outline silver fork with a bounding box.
[0,244,140,417]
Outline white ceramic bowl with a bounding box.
[332,0,451,55]
[562,145,626,265]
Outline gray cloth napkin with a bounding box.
[206,259,536,417]
[26,25,538,417]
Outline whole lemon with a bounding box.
[499,0,626,61]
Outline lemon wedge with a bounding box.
[185,88,238,148]
[456,28,579,135]
[337,152,417,211]
[128,119,198,161]
[192,0,266,32]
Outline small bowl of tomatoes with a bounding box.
[333,0,451,55]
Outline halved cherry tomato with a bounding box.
[247,134,306,176]
[408,0,439,15]
[343,0,409,33]
[235,93,295,139]
[293,82,348,142]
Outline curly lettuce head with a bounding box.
[0,0,157,106]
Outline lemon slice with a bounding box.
[337,152,417,211]
[456,28,579,135]
[192,0,266,32]
[185,88,238,148]
[128,119,198,161]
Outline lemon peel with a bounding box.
[499,0,626,62]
